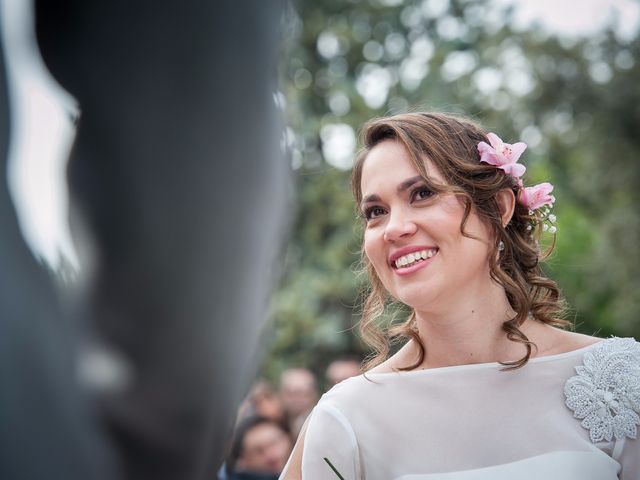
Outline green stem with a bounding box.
[323,457,345,480]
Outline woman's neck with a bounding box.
[412,283,533,369]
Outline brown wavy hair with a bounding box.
[352,112,568,371]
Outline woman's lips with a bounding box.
[392,248,438,276]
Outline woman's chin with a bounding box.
[393,288,441,313]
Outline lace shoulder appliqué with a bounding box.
[564,337,640,443]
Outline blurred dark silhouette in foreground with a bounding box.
[0,1,287,479]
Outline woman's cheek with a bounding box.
[363,234,382,269]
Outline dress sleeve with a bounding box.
[564,337,640,480]
[280,403,361,480]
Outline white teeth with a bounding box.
[394,249,438,269]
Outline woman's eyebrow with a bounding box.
[397,175,424,193]
[361,176,425,206]
[361,193,380,205]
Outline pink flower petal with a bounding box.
[537,182,554,195]
[477,141,492,155]
[519,182,555,210]
[509,142,527,162]
[501,162,526,178]
[486,132,503,150]
[478,142,500,166]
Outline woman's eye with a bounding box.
[411,186,433,201]
[364,206,385,220]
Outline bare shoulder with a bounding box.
[554,330,602,350]
[366,340,417,374]
[534,326,602,357]
[365,357,396,374]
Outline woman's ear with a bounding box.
[496,188,516,227]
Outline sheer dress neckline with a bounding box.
[364,339,604,378]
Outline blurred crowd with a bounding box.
[218,358,361,479]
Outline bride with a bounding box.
[280,112,639,479]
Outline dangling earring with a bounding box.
[498,240,505,252]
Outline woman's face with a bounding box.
[360,140,493,312]
[237,423,292,474]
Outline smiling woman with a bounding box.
[352,113,562,372]
[279,112,640,480]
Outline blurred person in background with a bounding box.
[237,380,286,425]
[278,368,318,439]
[249,380,286,425]
[324,357,361,390]
[223,416,292,480]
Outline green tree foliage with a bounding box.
[264,0,640,379]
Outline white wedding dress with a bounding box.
[280,337,640,480]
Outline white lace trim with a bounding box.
[564,337,640,443]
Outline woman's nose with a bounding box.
[383,210,417,242]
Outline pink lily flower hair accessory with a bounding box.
[519,181,555,211]
[477,132,527,179]
[477,132,557,235]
